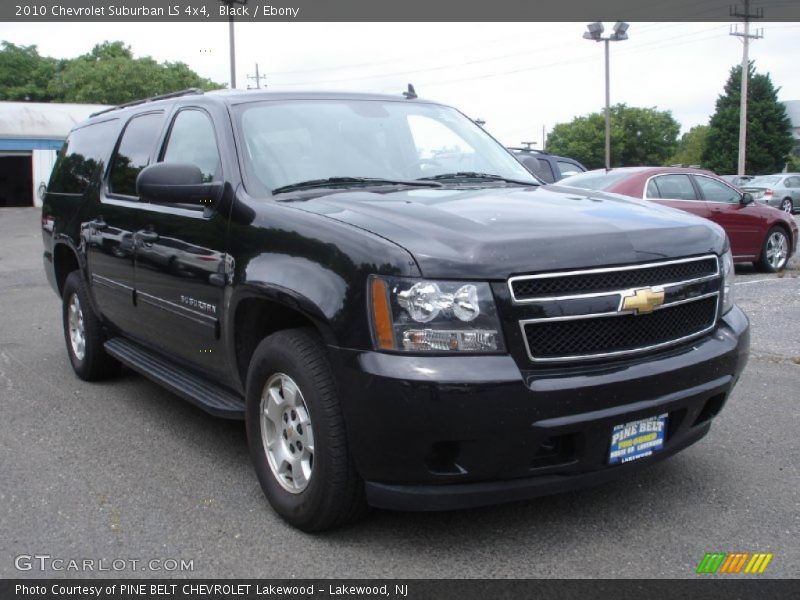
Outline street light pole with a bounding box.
[604,38,610,171]
[584,22,629,170]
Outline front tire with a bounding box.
[61,271,120,381]
[245,328,366,531]
[757,227,790,272]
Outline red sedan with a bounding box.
[559,167,798,272]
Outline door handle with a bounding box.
[136,230,159,243]
[88,218,107,230]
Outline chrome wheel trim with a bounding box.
[260,372,314,494]
[781,199,793,213]
[67,293,86,361]
[766,231,788,270]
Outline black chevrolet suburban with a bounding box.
[42,89,749,531]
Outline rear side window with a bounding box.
[108,112,165,197]
[48,119,120,194]
[518,155,555,183]
[784,176,800,188]
[647,175,697,200]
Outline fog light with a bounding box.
[402,329,498,352]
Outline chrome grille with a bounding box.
[523,295,718,360]
[510,255,721,363]
[509,256,718,302]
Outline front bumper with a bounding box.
[331,306,750,511]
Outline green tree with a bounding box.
[0,42,58,101]
[48,42,224,104]
[0,40,224,105]
[546,104,680,169]
[702,63,793,174]
[667,125,709,167]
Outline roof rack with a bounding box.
[90,88,204,118]
[508,146,550,155]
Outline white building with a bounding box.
[0,102,107,207]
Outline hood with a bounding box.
[283,185,726,279]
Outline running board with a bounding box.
[104,337,245,419]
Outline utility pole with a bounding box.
[542,124,546,151]
[247,63,268,89]
[218,0,248,89]
[730,0,764,175]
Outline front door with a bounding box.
[131,108,231,381]
[693,175,762,259]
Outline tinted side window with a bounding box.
[694,176,740,203]
[557,160,584,179]
[649,175,696,200]
[784,176,800,188]
[108,112,165,197]
[48,119,120,194]
[162,110,221,182]
[518,155,555,183]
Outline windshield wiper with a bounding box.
[417,172,540,186]
[272,177,443,195]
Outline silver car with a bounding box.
[740,174,800,213]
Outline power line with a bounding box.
[270,24,728,89]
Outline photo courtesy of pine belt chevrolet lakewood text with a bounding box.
[42,88,750,531]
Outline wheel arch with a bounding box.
[228,286,338,393]
[52,240,83,297]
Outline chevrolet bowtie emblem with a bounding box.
[621,287,665,314]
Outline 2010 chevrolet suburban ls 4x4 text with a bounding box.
[42,89,750,531]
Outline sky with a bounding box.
[1,20,799,146]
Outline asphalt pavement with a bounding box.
[1,207,798,579]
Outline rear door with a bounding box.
[644,174,709,219]
[783,176,800,207]
[693,174,762,258]
[86,111,166,333]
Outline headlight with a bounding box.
[721,248,735,314]
[368,276,505,353]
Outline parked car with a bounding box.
[43,90,749,531]
[508,147,586,182]
[559,167,797,272]
[719,174,755,187]
[738,173,800,214]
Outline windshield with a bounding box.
[747,175,782,187]
[234,99,536,194]
[558,170,634,191]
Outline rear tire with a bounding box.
[62,271,120,381]
[757,227,790,273]
[245,328,366,531]
[780,198,793,213]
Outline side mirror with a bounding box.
[136,163,223,207]
[740,192,754,206]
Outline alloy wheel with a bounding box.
[260,373,315,493]
[766,231,789,270]
[67,293,86,361]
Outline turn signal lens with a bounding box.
[370,276,395,350]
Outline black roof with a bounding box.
[88,88,440,121]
